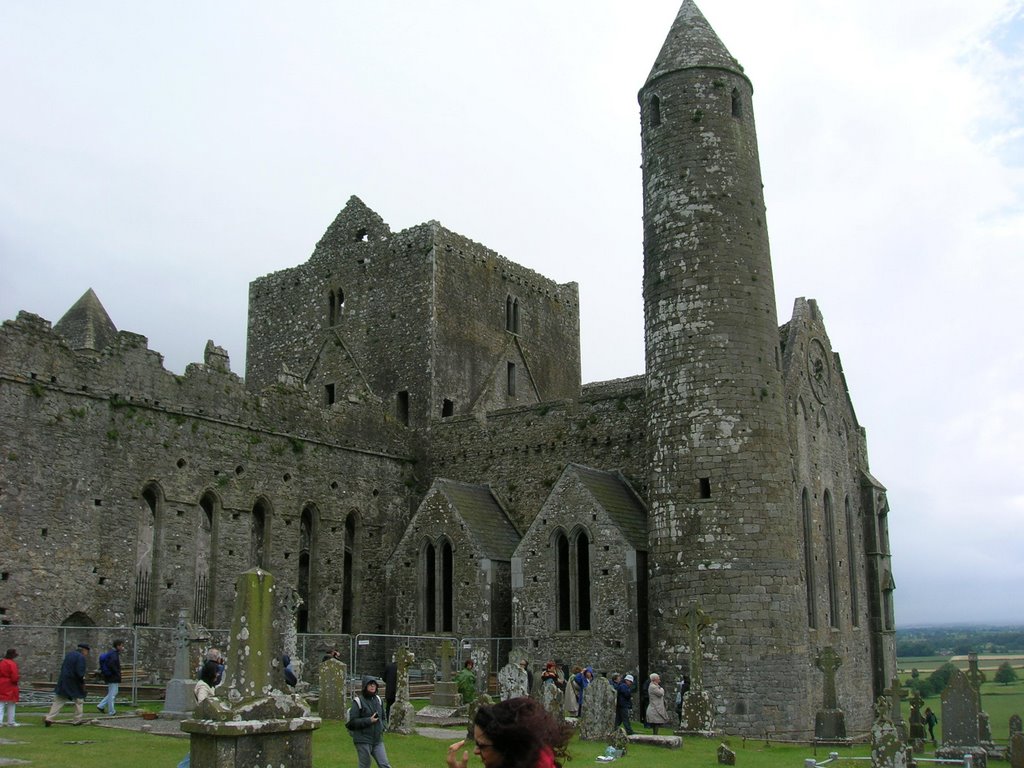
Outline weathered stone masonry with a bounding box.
[0,0,896,737]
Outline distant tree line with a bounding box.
[896,626,1024,657]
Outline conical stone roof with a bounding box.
[53,288,118,351]
[646,0,742,86]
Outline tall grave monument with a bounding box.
[180,569,320,768]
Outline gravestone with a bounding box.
[885,677,907,742]
[678,604,714,734]
[280,587,306,691]
[318,658,348,720]
[1010,731,1024,768]
[164,610,209,715]
[908,690,926,751]
[540,678,563,719]
[940,670,980,747]
[387,646,417,735]
[417,639,463,725]
[497,651,529,701]
[967,655,991,744]
[578,675,616,741]
[871,696,907,768]
[718,743,737,765]
[1010,714,1022,738]
[180,568,320,768]
[814,647,847,740]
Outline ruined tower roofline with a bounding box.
[644,0,751,90]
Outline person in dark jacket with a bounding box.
[382,658,397,720]
[614,674,635,735]
[348,676,392,768]
[45,643,90,726]
[96,640,125,715]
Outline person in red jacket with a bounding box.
[0,649,20,727]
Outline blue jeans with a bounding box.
[355,741,391,768]
[97,683,119,715]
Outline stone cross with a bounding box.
[396,646,415,703]
[908,690,926,743]
[437,639,455,683]
[967,654,985,713]
[680,603,713,690]
[816,647,842,710]
[885,676,905,728]
[172,610,192,680]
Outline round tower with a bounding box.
[640,2,810,733]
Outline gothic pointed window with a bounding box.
[506,295,514,331]
[575,529,592,631]
[420,536,454,633]
[341,511,358,634]
[802,488,817,628]
[251,498,271,569]
[298,506,316,633]
[134,484,161,626]
[556,532,571,631]
[194,491,218,626]
[554,527,591,632]
[824,490,839,628]
[845,496,860,627]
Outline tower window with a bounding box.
[325,383,336,406]
[507,363,516,396]
[355,228,368,242]
[328,288,345,325]
[650,94,662,127]
[397,390,409,425]
[505,295,521,333]
[441,399,454,418]
[731,88,742,118]
[699,477,711,499]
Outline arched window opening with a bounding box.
[731,88,742,118]
[824,490,839,628]
[575,530,592,631]
[341,512,357,635]
[441,539,454,633]
[194,492,217,626]
[845,496,860,626]
[60,611,96,652]
[507,362,516,396]
[505,295,514,331]
[556,533,570,631]
[423,541,437,633]
[802,488,817,629]
[650,94,662,127]
[298,506,315,633]
[512,298,520,334]
[134,485,160,626]
[251,499,271,569]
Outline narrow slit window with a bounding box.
[507,362,516,396]
[699,477,711,499]
[651,94,662,127]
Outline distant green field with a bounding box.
[898,654,1024,675]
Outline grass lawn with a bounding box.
[1,708,871,768]
[5,682,1021,768]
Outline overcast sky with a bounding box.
[2,1,1022,629]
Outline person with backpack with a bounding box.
[347,676,392,768]
[97,640,125,715]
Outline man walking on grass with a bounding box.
[45,643,90,726]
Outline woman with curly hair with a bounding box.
[447,696,573,768]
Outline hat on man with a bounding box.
[624,674,634,682]
[77,643,91,651]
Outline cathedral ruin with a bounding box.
[0,1,896,736]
